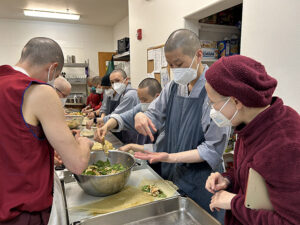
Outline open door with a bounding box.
[98,52,116,77]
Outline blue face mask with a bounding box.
[90,87,96,94]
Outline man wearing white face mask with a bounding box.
[89,69,139,144]
[95,78,162,152]
[133,29,230,223]
[54,76,71,107]
[0,37,92,225]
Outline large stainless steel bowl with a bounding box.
[74,150,135,197]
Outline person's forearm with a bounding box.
[106,118,118,131]
[167,149,204,163]
[130,144,145,152]
[100,113,106,119]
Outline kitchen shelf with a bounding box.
[202,58,218,62]
[65,103,85,106]
[199,23,240,34]
[64,63,89,68]
[113,51,130,61]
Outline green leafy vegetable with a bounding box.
[82,159,126,176]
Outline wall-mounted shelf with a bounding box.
[113,51,130,61]
[202,58,218,62]
[64,63,89,68]
[65,103,85,106]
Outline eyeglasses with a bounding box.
[55,87,67,98]
[207,97,230,108]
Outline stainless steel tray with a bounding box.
[78,196,221,225]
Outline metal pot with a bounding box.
[74,150,135,197]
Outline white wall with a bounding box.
[129,0,300,112]
[0,18,114,77]
[241,0,300,112]
[113,16,129,51]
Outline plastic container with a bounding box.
[230,34,239,55]
[224,37,231,56]
[217,40,226,58]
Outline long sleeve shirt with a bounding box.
[110,104,164,151]
[86,93,102,110]
[102,84,140,123]
[144,65,230,170]
[223,97,300,225]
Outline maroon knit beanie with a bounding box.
[205,55,277,107]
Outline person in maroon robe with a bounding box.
[0,37,92,225]
[204,55,300,225]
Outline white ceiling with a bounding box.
[0,0,129,26]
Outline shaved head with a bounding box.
[164,29,201,57]
[19,37,64,72]
[54,76,71,97]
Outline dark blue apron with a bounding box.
[106,88,138,144]
[163,82,224,223]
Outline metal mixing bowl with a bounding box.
[74,150,136,197]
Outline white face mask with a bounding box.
[112,82,126,95]
[96,88,103,94]
[60,98,67,106]
[171,55,199,85]
[140,103,151,112]
[210,98,238,127]
[47,64,56,86]
[104,89,114,97]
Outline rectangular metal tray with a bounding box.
[78,196,221,225]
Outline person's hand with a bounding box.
[77,136,94,149]
[119,144,134,152]
[94,125,107,143]
[205,172,230,194]
[54,151,63,166]
[96,118,104,128]
[86,119,94,129]
[134,151,169,163]
[88,112,95,119]
[119,144,143,153]
[72,129,80,138]
[134,112,157,142]
[209,190,236,212]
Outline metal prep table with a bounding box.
[57,131,179,224]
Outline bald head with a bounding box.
[164,29,201,57]
[54,76,71,98]
[19,37,64,72]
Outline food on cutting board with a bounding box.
[80,128,94,137]
[82,159,126,176]
[92,140,114,152]
[141,184,167,198]
[66,119,81,129]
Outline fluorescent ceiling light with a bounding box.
[24,10,80,20]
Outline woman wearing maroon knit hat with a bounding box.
[205,55,300,225]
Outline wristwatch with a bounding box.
[93,117,97,124]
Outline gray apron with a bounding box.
[163,83,224,223]
[106,88,138,144]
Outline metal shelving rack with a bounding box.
[63,61,89,107]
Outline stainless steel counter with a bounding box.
[57,131,178,224]
[64,164,178,224]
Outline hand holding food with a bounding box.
[205,172,230,194]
